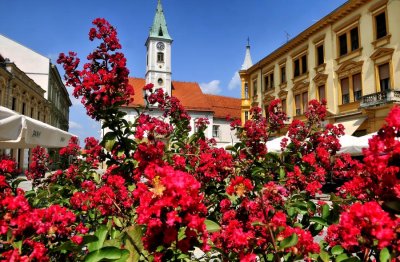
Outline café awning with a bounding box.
[0,106,76,148]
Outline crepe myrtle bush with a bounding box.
[1,18,399,262]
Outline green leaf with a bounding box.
[322,204,330,220]
[205,219,221,233]
[341,258,361,262]
[113,217,123,228]
[88,225,108,252]
[84,246,128,262]
[309,217,328,227]
[279,167,285,179]
[331,245,344,255]
[279,233,298,250]
[379,247,391,262]
[105,139,116,152]
[125,225,144,262]
[319,250,330,262]
[335,253,349,262]
[83,235,99,245]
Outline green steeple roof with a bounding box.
[149,0,172,40]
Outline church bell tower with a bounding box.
[145,0,172,95]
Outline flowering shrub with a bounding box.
[1,18,399,262]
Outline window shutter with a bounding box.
[379,63,390,80]
[353,73,362,91]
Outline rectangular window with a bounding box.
[317,45,324,66]
[375,12,387,39]
[294,59,300,77]
[38,112,41,121]
[244,111,249,122]
[353,73,362,101]
[318,85,326,101]
[379,63,390,91]
[302,92,308,113]
[350,27,359,51]
[295,94,301,115]
[12,97,16,111]
[244,83,249,99]
[31,107,34,118]
[270,73,274,90]
[22,103,26,115]
[338,26,360,57]
[281,99,286,113]
[280,66,286,83]
[264,75,269,92]
[157,52,164,63]
[341,78,350,104]
[253,80,257,96]
[339,33,348,56]
[301,55,307,73]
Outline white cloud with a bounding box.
[228,72,241,90]
[199,80,221,95]
[69,120,82,129]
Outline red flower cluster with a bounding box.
[326,201,398,251]
[82,137,103,168]
[305,99,327,127]
[334,106,400,201]
[59,136,80,157]
[1,172,76,261]
[132,164,208,260]
[25,146,50,182]
[58,18,134,120]
[70,174,133,216]
[267,99,287,132]
[239,107,269,157]
[135,114,173,140]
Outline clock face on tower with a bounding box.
[156,42,165,50]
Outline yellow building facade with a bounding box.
[240,0,400,136]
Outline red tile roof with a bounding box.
[204,94,241,120]
[126,77,240,119]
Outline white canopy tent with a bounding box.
[0,106,76,149]
[266,136,290,153]
[266,134,368,155]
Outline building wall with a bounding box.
[212,118,239,148]
[241,0,400,134]
[0,35,50,94]
[0,34,71,131]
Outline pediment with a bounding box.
[370,47,394,60]
[263,94,276,104]
[336,60,363,78]
[336,60,363,73]
[278,90,288,98]
[313,73,328,85]
[292,81,309,93]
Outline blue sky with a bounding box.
[0,0,347,142]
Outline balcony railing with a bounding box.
[360,89,400,108]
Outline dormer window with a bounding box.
[158,28,163,36]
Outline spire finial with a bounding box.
[241,37,253,70]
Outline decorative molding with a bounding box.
[278,90,288,98]
[313,73,328,85]
[292,81,309,94]
[368,0,388,13]
[336,60,364,78]
[263,94,276,104]
[333,14,361,33]
[370,47,394,61]
[313,34,325,45]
